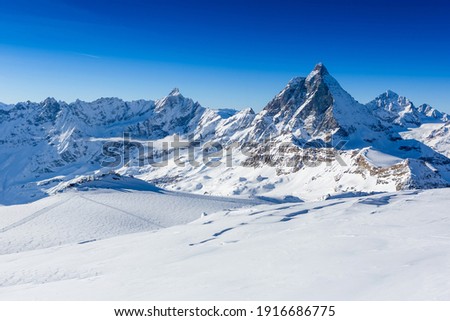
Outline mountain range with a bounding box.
[1,63,449,205]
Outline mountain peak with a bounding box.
[306,63,330,82]
[169,88,181,96]
[42,97,58,105]
[313,63,329,76]
[384,90,399,98]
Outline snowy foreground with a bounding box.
[0,188,449,300]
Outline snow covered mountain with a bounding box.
[367,90,421,127]
[249,63,387,145]
[417,103,448,122]
[400,122,450,158]
[366,90,448,127]
[1,63,450,205]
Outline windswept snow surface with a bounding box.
[0,188,260,255]
[0,188,449,300]
[400,123,450,158]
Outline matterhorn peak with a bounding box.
[306,63,331,82]
[313,62,329,75]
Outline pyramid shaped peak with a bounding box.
[385,90,399,98]
[371,90,400,102]
[169,88,181,96]
[306,63,330,82]
[313,62,329,75]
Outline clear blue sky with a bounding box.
[0,0,449,112]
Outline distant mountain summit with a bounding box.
[1,64,449,204]
[249,63,389,148]
[367,90,448,126]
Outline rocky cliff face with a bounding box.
[248,63,390,148]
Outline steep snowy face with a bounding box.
[0,97,156,204]
[128,89,206,139]
[367,91,422,127]
[68,98,155,130]
[37,98,62,123]
[295,63,341,137]
[417,104,448,122]
[0,96,155,150]
[250,64,339,142]
[214,108,256,142]
[428,123,450,157]
[367,92,449,128]
[404,122,450,158]
[194,107,256,142]
[260,77,309,127]
[296,63,382,138]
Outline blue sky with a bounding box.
[0,0,449,111]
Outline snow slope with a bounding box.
[0,182,260,255]
[400,123,450,158]
[0,188,449,300]
[361,148,403,167]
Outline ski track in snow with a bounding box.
[77,194,166,229]
[0,188,260,255]
[0,197,72,234]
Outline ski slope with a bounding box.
[0,188,449,300]
[0,186,260,255]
